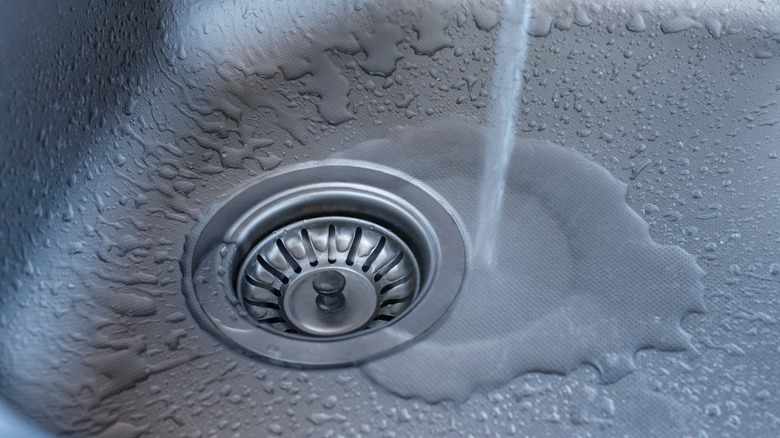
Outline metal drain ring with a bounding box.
[182,163,466,367]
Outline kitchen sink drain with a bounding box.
[182,163,466,366]
[237,217,420,336]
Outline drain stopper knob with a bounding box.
[313,271,347,313]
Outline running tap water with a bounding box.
[474,0,531,265]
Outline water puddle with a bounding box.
[336,119,705,402]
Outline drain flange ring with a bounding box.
[182,163,465,367]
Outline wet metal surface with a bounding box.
[1,1,779,436]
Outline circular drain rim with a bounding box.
[181,163,466,367]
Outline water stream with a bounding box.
[474,0,531,264]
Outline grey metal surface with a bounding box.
[1,0,779,437]
[0,397,54,438]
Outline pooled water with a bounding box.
[474,0,531,265]
[337,119,705,402]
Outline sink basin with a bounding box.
[2,0,779,436]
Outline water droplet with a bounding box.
[268,423,283,435]
[626,12,647,32]
[660,14,700,34]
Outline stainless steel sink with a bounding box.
[2,0,779,436]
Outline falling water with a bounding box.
[474,0,531,264]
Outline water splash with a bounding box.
[475,0,532,265]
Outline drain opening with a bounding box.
[183,164,466,367]
[237,217,420,337]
